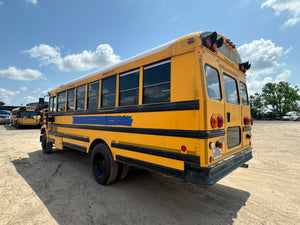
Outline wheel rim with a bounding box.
[93,153,106,178]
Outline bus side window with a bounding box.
[119,70,139,106]
[101,75,116,108]
[67,88,75,111]
[223,73,240,105]
[239,82,249,106]
[143,60,170,104]
[205,65,222,101]
[49,97,54,112]
[76,85,86,110]
[88,81,99,109]
[57,91,66,111]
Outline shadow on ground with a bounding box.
[12,149,250,225]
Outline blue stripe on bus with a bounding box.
[73,116,133,126]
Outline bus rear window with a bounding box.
[239,82,249,106]
[205,65,222,101]
[223,73,239,105]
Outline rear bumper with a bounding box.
[184,147,253,185]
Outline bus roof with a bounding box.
[50,31,243,94]
[55,39,176,91]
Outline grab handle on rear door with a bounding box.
[227,112,231,122]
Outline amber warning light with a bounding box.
[200,31,223,52]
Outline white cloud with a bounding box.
[0,88,18,105]
[24,44,121,72]
[238,39,283,75]
[26,0,38,5]
[262,0,300,27]
[20,87,28,91]
[24,96,38,103]
[0,67,43,81]
[274,69,291,82]
[238,39,291,95]
[24,44,61,65]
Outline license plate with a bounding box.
[213,148,222,160]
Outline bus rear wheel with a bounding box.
[41,132,53,154]
[91,143,118,185]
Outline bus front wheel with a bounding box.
[41,132,53,154]
[91,143,118,185]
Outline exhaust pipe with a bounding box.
[240,164,249,168]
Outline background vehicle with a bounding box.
[282,111,300,121]
[0,115,10,125]
[40,31,252,186]
[12,106,41,128]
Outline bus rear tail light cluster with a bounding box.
[244,116,251,126]
[200,31,223,52]
[211,115,224,128]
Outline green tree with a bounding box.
[262,82,300,118]
[250,93,265,119]
[0,101,5,106]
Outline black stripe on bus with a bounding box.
[112,142,200,165]
[50,100,199,117]
[116,155,183,177]
[50,123,225,139]
[62,142,87,152]
[48,138,55,143]
[243,126,252,132]
[48,131,90,142]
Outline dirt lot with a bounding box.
[0,122,299,225]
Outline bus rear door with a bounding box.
[221,70,242,155]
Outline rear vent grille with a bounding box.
[227,126,241,148]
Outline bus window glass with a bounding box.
[101,76,116,108]
[223,73,240,105]
[205,65,222,101]
[49,97,54,112]
[88,81,99,109]
[119,70,139,106]
[53,96,56,112]
[143,60,170,104]
[76,85,86,110]
[57,91,66,111]
[239,82,249,106]
[67,88,75,111]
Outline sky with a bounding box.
[0,0,299,106]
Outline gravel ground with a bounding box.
[0,121,299,225]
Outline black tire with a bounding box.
[117,162,130,181]
[91,143,118,185]
[41,132,53,154]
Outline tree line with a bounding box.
[250,81,300,119]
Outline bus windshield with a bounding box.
[19,111,39,118]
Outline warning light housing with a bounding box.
[200,31,223,52]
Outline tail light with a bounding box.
[211,115,224,128]
[218,115,223,127]
[244,116,251,125]
[211,115,218,128]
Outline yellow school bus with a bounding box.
[12,106,41,128]
[40,31,252,185]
